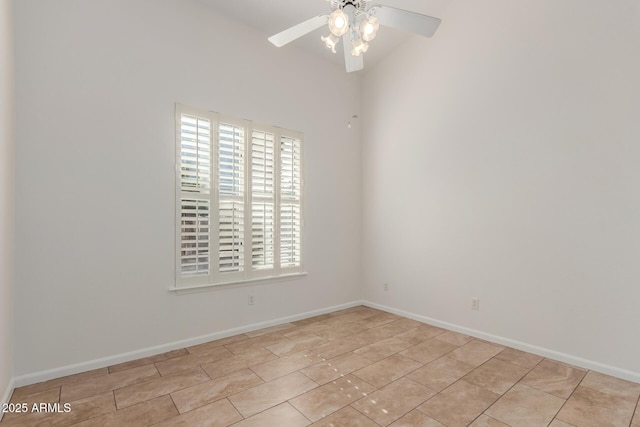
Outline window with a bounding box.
[175,104,303,288]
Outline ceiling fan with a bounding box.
[268,0,441,73]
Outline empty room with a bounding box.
[1,0,639,425]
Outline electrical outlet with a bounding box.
[384,283,389,291]
[248,295,255,305]
[471,298,480,311]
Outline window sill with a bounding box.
[169,272,308,295]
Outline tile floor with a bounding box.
[2,306,639,426]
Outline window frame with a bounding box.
[174,103,304,290]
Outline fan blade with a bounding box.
[343,35,364,73]
[371,5,441,37]
[268,15,329,47]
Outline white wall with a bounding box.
[0,0,14,404]
[0,0,15,407]
[13,0,361,376]
[362,0,640,376]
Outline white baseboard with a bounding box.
[363,301,640,384]
[12,301,363,388]
[0,377,15,422]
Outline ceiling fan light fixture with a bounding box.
[321,33,340,53]
[351,38,369,56]
[360,16,379,41]
[267,1,441,73]
[328,9,349,37]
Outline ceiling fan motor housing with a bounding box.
[330,0,369,13]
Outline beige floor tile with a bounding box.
[382,318,424,332]
[362,319,421,340]
[50,391,116,427]
[322,310,380,326]
[114,366,209,409]
[250,350,324,382]
[492,347,543,369]
[301,352,373,385]
[290,374,376,421]
[485,383,565,427]
[289,323,332,338]
[280,323,329,340]
[354,337,411,362]
[353,377,435,426]
[10,369,110,402]
[311,335,375,360]
[228,372,318,418]
[154,346,233,376]
[266,333,327,356]
[107,349,188,374]
[389,409,445,426]
[171,369,263,413]
[310,406,377,427]
[407,356,475,392]
[417,380,500,427]
[231,403,310,427]
[152,398,242,427]
[354,312,401,329]
[580,371,640,403]
[201,348,278,380]
[292,314,333,327]
[520,359,586,399]
[69,395,178,427]
[60,364,158,402]
[556,385,636,427]
[292,316,336,337]
[632,410,640,427]
[186,334,249,354]
[4,388,60,421]
[224,333,290,355]
[353,354,422,388]
[312,323,368,341]
[245,323,297,337]
[394,325,446,345]
[357,326,402,343]
[447,340,504,367]
[548,420,575,427]
[463,358,530,394]
[468,414,509,426]
[434,331,473,346]
[400,338,458,364]
[0,414,52,427]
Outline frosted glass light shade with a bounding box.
[321,33,340,53]
[360,16,379,41]
[328,9,349,37]
[351,38,369,56]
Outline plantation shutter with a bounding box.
[251,130,275,272]
[218,122,246,275]
[176,104,303,288]
[178,113,211,280]
[280,135,302,269]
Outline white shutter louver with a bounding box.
[178,112,211,279]
[180,199,210,276]
[251,130,275,270]
[180,114,210,193]
[218,123,245,273]
[280,136,302,268]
